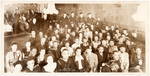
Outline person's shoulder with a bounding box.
[6,51,12,56]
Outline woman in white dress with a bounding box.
[42,54,57,73]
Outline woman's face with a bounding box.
[47,56,53,63]
[11,44,17,52]
[76,49,81,56]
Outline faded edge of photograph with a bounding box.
[1,1,149,75]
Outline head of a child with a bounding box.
[75,47,82,56]
[27,56,35,69]
[61,49,69,60]
[113,51,120,61]
[13,61,23,73]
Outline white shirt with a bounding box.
[75,55,84,69]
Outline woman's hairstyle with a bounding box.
[44,53,55,62]
[75,47,82,52]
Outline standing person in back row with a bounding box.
[14,8,20,34]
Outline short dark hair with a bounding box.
[61,49,68,54]
[27,56,35,62]
[75,47,82,52]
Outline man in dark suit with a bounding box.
[95,45,105,72]
[86,13,94,27]
[42,14,49,34]
[14,8,20,34]
[69,11,77,25]
[77,12,85,26]
[60,12,69,27]
[95,17,103,32]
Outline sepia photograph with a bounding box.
[1,0,149,75]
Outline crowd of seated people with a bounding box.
[5,9,145,73]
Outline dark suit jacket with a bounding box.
[95,52,104,72]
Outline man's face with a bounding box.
[52,36,56,41]
[120,47,126,52]
[113,52,120,60]
[65,43,70,47]
[86,48,92,54]
[40,49,45,55]
[136,48,142,55]
[64,14,67,18]
[110,41,114,46]
[102,40,106,45]
[26,42,31,47]
[33,19,36,23]
[94,36,99,41]
[27,60,35,69]
[88,14,91,18]
[76,49,81,56]
[41,38,46,44]
[98,47,104,53]
[11,44,17,52]
[80,14,83,17]
[62,50,69,59]
[31,31,36,36]
[53,42,58,48]
[126,40,131,45]
[119,38,124,43]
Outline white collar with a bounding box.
[75,55,84,61]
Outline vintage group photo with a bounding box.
[2,1,149,74]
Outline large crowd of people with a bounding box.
[5,8,145,73]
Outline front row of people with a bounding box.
[6,41,144,73]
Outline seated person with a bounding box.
[119,45,129,72]
[29,31,37,46]
[48,41,61,62]
[61,41,74,56]
[129,47,144,72]
[42,53,57,73]
[92,35,101,53]
[72,37,81,51]
[95,45,105,72]
[80,37,90,55]
[35,37,47,54]
[109,62,120,72]
[25,56,42,72]
[13,61,23,73]
[37,48,47,68]
[108,51,122,72]
[56,49,75,72]
[22,41,31,60]
[84,46,98,72]
[6,42,23,73]
[72,47,89,72]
